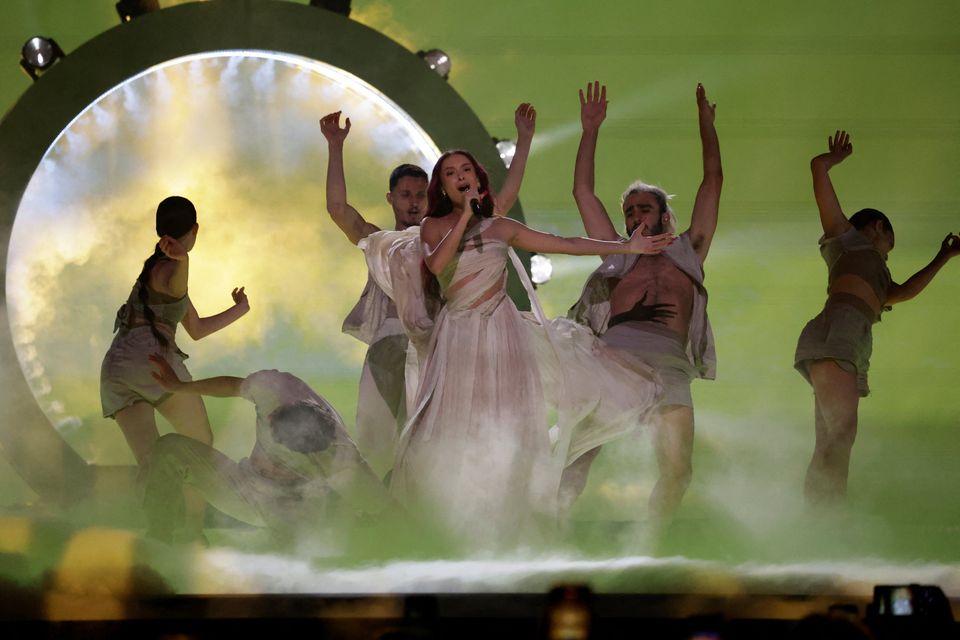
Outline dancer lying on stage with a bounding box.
[144,355,389,545]
[100,195,249,533]
[362,103,664,548]
[567,82,722,528]
[795,130,960,503]
[320,110,432,477]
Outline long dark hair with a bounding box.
[136,196,197,348]
[427,149,494,218]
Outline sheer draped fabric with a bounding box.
[361,219,660,546]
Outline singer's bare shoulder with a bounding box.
[419,214,458,234]
[419,214,455,250]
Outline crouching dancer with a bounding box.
[143,355,390,545]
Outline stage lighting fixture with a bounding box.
[530,254,553,285]
[309,0,351,16]
[116,0,160,23]
[494,137,517,168]
[19,36,65,81]
[418,49,451,79]
[0,0,518,503]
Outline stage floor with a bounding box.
[1,514,958,630]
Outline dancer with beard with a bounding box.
[566,82,722,531]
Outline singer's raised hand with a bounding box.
[462,184,481,217]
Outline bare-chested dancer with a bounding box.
[796,130,960,504]
[566,82,722,527]
[320,111,429,477]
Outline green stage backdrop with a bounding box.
[0,0,957,569]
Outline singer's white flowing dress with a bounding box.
[361,218,660,546]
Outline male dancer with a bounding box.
[320,111,429,476]
[144,356,390,545]
[566,82,722,527]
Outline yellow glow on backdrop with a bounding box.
[6,51,440,464]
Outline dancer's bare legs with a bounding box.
[558,404,694,544]
[804,360,859,503]
[115,402,161,468]
[156,393,213,541]
[558,446,602,521]
[117,394,213,541]
[649,404,694,527]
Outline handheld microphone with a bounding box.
[470,198,482,216]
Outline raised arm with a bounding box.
[811,130,855,239]
[687,83,724,262]
[573,81,620,241]
[149,353,245,397]
[320,111,379,245]
[493,103,536,216]
[497,217,673,257]
[886,232,960,305]
[180,287,249,340]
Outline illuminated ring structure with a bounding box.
[0,1,527,505]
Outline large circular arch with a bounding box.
[0,1,525,505]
